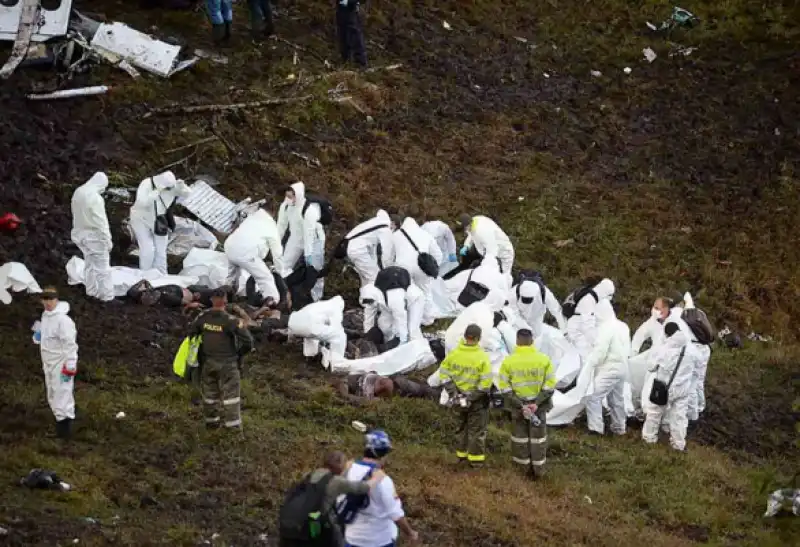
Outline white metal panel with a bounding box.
[178,180,239,234]
[0,0,73,42]
[90,22,180,77]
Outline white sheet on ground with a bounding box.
[536,324,582,389]
[124,216,218,257]
[179,248,250,295]
[66,256,199,297]
[547,356,597,426]
[0,262,42,304]
[329,338,436,376]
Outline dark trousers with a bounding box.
[248,0,274,33]
[336,6,367,67]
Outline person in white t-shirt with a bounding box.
[337,430,420,547]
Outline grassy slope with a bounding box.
[1,0,799,545]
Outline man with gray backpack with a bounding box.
[278,451,387,547]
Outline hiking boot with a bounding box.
[212,24,226,45]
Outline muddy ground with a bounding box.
[0,0,798,545]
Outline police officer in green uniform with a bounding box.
[190,288,254,430]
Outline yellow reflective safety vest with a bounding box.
[173,335,202,378]
[438,340,494,394]
[496,345,556,401]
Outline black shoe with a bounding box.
[224,22,232,40]
[55,419,72,440]
[212,24,226,45]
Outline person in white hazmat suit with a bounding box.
[129,171,191,275]
[360,266,426,347]
[277,182,326,301]
[564,278,616,360]
[224,208,284,303]
[392,216,443,325]
[641,322,701,451]
[683,293,712,421]
[36,288,79,440]
[286,296,347,367]
[511,274,566,339]
[70,172,114,301]
[583,300,631,435]
[422,219,459,275]
[458,214,515,280]
[343,209,395,287]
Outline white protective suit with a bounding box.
[392,217,443,325]
[70,172,114,301]
[345,210,395,287]
[583,300,631,435]
[463,215,514,280]
[288,296,347,366]
[511,280,566,339]
[39,301,79,422]
[682,293,712,421]
[330,338,436,376]
[428,301,516,395]
[129,171,191,275]
[422,220,459,275]
[224,209,284,302]
[360,283,425,344]
[277,182,326,301]
[641,329,700,451]
[564,278,616,360]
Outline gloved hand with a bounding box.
[61,360,77,377]
[459,246,469,257]
[521,403,538,419]
[304,256,313,267]
[448,253,457,262]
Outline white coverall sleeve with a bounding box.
[498,321,517,354]
[276,202,290,242]
[474,221,498,257]
[585,322,612,372]
[463,232,473,249]
[442,226,457,258]
[302,206,321,258]
[630,320,652,356]
[544,288,566,331]
[427,236,443,265]
[378,229,395,267]
[60,317,79,362]
[386,289,409,343]
[363,303,377,333]
[134,181,161,208]
[87,195,113,246]
[174,179,192,199]
[266,229,284,265]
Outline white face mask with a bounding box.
[651,307,662,319]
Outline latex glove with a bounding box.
[459,246,469,257]
[61,360,77,376]
[304,256,313,267]
[521,403,538,419]
[448,253,458,262]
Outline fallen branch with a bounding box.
[272,36,329,64]
[163,135,219,154]
[275,124,318,142]
[154,150,197,173]
[145,95,314,116]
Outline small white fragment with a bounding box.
[623,67,632,74]
[116,412,126,419]
[646,22,657,31]
[212,533,221,540]
[774,128,781,136]
[73,540,80,545]
[543,72,550,78]
[0,527,8,536]
[517,196,525,202]
[352,420,367,432]
[584,495,593,504]
[643,47,657,63]
[366,115,374,123]
[286,73,296,81]
[514,36,528,43]
[590,70,602,77]
[442,21,452,30]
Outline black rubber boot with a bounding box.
[55,418,72,440]
[224,22,232,42]
[212,24,226,45]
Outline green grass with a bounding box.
[1,0,798,544]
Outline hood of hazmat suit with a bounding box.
[130,171,188,228]
[40,301,79,372]
[585,300,630,377]
[71,172,111,246]
[277,181,307,245]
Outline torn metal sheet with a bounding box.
[178,179,266,234]
[0,0,40,79]
[90,22,182,77]
[0,0,72,42]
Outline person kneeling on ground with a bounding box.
[278,450,387,547]
[333,371,441,404]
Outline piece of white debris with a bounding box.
[643,47,657,63]
[590,70,602,77]
[351,420,367,433]
[623,67,632,74]
[517,196,525,202]
[286,73,296,81]
[258,534,269,542]
[212,533,220,540]
[774,128,781,136]
[0,527,8,536]
[514,36,528,43]
[116,412,126,419]
[366,115,374,123]
[72,540,79,545]
[442,21,452,30]
[584,495,593,504]
[543,72,550,78]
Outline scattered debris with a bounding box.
[442,21,452,31]
[116,411,126,419]
[554,239,574,248]
[717,327,743,349]
[646,7,699,32]
[145,95,313,117]
[774,128,781,136]
[290,151,321,168]
[258,533,269,542]
[543,72,550,79]
[590,70,602,77]
[0,0,41,79]
[669,45,698,57]
[764,489,800,517]
[514,36,528,43]
[178,178,265,234]
[351,420,367,432]
[680,226,692,233]
[193,49,228,65]
[83,517,98,525]
[517,196,525,202]
[716,259,732,266]
[19,469,71,491]
[747,332,773,343]
[27,85,110,101]
[623,67,632,74]
[0,0,72,42]
[105,187,133,203]
[584,495,593,504]
[643,47,657,63]
[0,526,8,536]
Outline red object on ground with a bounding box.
[0,212,22,231]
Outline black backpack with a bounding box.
[374,266,412,300]
[562,285,599,319]
[515,270,546,303]
[399,228,439,278]
[457,269,490,308]
[303,195,334,226]
[682,308,715,345]
[278,472,335,542]
[335,461,378,527]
